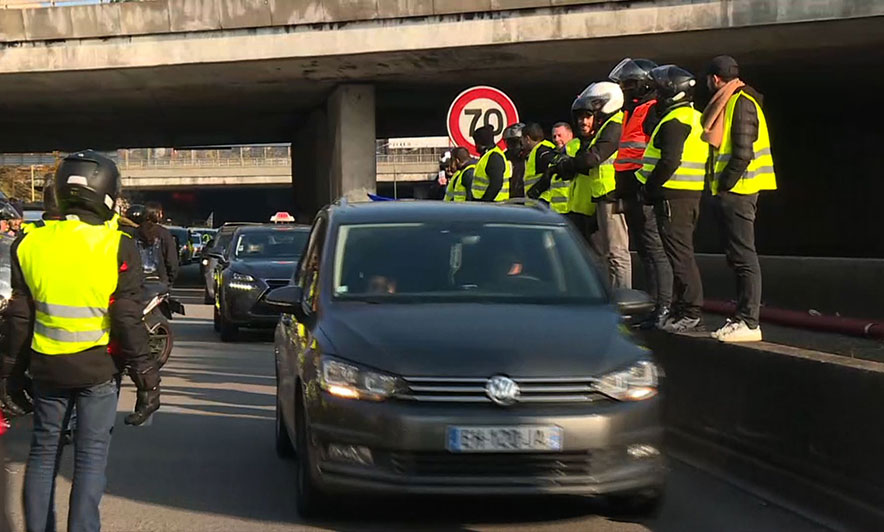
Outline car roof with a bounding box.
[326,200,567,225]
[232,224,311,234]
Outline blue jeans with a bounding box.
[24,379,120,532]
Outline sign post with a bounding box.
[447,86,519,157]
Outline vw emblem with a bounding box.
[486,375,520,406]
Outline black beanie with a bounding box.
[708,55,739,80]
[472,125,495,148]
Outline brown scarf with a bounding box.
[701,78,744,148]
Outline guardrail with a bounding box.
[120,157,291,169]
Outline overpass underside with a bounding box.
[0,0,882,252]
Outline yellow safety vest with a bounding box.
[588,111,624,199]
[22,219,57,234]
[471,147,511,202]
[712,91,777,195]
[17,219,123,355]
[523,140,556,191]
[445,164,475,202]
[565,139,597,217]
[636,105,708,191]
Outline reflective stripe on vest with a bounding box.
[636,105,708,191]
[18,220,122,355]
[588,111,623,199]
[564,138,597,217]
[614,99,656,171]
[471,147,511,202]
[523,140,556,190]
[712,91,777,195]
[445,164,475,202]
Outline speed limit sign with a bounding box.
[447,86,520,157]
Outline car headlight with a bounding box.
[229,272,257,290]
[201,259,209,266]
[320,357,399,401]
[594,360,658,401]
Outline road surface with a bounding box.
[1,278,831,531]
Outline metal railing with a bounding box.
[1,0,118,8]
[121,157,292,169]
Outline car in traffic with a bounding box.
[201,222,258,304]
[267,200,665,518]
[165,225,194,266]
[212,224,309,341]
[189,227,217,259]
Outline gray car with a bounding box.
[268,201,665,518]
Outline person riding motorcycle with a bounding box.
[128,202,178,289]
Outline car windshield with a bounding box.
[333,222,605,304]
[23,210,43,222]
[234,230,308,260]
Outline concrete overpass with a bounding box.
[117,159,437,189]
[1,0,883,254]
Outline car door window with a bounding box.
[298,217,327,314]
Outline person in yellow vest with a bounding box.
[503,123,527,198]
[702,56,776,343]
[636,65,708,333]
[444,147,476,202]
[522,123,559,208]
[553,83,627,286]
[470,124,511,202]
[5,151,160,531]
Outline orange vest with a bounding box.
[614,99,656,172]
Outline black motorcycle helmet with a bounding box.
[609,58,658,101]
[649,65,697,112]
[41,175,60,219]
[55,150,121,221]
[126,203,146,225]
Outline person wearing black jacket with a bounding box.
[703,56,777,343]
[639,65,708,333]
[5,151,160,532]
[470,125,508,202]
[137,202,179,288]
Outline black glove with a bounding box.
[125,366,160,426]
[125,388,160,426]
[553,154,575,176]
[0,378,28,417]
[640,184,663,206]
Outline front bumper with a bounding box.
[306,394,665,496]
[222,284,281,326]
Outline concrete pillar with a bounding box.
[292,84,376,221]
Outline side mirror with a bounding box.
[613,288,655,325]
[266,285,304,318]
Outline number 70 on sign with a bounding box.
[447,86,520,157]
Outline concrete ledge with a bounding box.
[119,1,170,36]
[0,9,26,42]
[169,0,222,33]
[219,0,273,30]
[646,330,884,528]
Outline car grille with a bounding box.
[263,279,290,291]
[386,451,593,478]
[397,376,609,404]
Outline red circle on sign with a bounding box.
[447,86,519,157]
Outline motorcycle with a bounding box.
[143,280,185,368]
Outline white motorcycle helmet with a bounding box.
[573,81,625,116]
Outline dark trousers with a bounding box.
[655,196,703,319]
[624,197,673,309]
[567,212,602,258]
[715,191,762,328]
[25,378,120,532]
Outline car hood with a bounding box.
[230,259,297,280]
[319,303,645,378]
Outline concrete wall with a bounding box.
[648,331,884,529]
[3,1,883,72]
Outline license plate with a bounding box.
[447,426,563,453]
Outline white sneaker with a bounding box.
[711,318,738,340]
[714,320,762,343]
[661,316,702,333]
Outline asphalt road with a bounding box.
[0,268,832,531]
